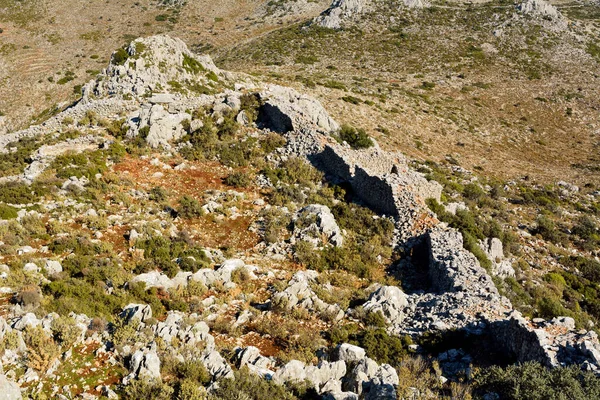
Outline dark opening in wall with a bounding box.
[256,103,293,134]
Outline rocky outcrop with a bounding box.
[479,237,515,278]
[362,286,408,325]
[82,35,224,101]
[516,0,567,30]
[313,0,366,29]
[0,374,21,400]
[313,0,428,29]
[491,312,600,371]
[273,271,344,320]
[517,0,562,20]
[124,347,161,383]
[120,304,152,324]
[127,104,190,148]
[292,204,343,247]
[258,85,339,134]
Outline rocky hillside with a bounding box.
[0,32,599,400]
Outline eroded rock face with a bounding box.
[293,204,344,247]
[363,286,408,324]
[517,0,562,20]
[313,0,428,29]
[479,237,515,278]
[273,271,344,320]
[490,312,600,370]
[313,0,366,29]
[0,374,22,400]
[258,85,340,134]
[82,35,223,101]
[125,348,161,383]
[120,304,153,324]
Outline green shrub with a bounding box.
[211,367,296,400]
[224,172,251,188]
[0,204,18,219]
[472,362,600,400]
[182,54,205,74]
[337,125,374,149]
[240,93,262,123]
[178,196,203,219]
[362,328,412,368]
[0,137,42,177]
[123,379,174,400]
[149,186,168,203]
[112,47,130,66]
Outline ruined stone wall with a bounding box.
[427,227,499,296]
[490,314,552,366]
[352,167,398,217]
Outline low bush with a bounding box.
[0,204,18,219]
[472,362,600,399]
[178,196,203,219]
[224,172,251,188]
[337,124,374,149]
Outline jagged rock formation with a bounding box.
[82,35,224,101]
[479,237,515,278]
[273,271,345,320]
[258,85,340,134]
[517,0,562,21]
[292,204,344,247]
[515,0,568,30]
[313,0,428,29]
[313,0,366,29]
[491,313,600,371]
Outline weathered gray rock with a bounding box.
[258,85,339,134]
[120,304,152,324]
[517,0,562,20]
[479,238,515,278]
[272,360,307,384]
[293,204,343,247]
[344,357,398,395]
[131,270,174,289]
[201,349,234,380]
[273,271,344,320]
[0,374,21,400]
[236,346,274,370]
[43,260,63,276]
[305,360,346,392]
[82,35,222,101]
[125,348,161,383]
[335,343,366,363]
[313,0,366,29]
[363,286,408,324]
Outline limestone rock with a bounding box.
[0,374,21,400]
[82,35,222,101]
[363,286,408,324]
[517,0,562,20]
[120,304,152,324]
[335,343,366,363]
[313,0,366,29]
[125,348,161,383]
[479,238,515,278]
[258,85,339,134]
[43,260,63,276]
[293,204,343,247]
